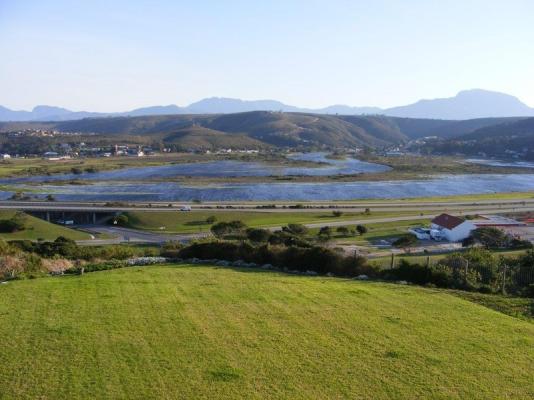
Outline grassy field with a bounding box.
[124,210,420,233]
[0,265,532,399]
[0,211,91,241]
[334,218,431,245]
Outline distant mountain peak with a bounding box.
[1,89,533,121]
[384,89,534,120]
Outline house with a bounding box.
[1,154,11,160]
[430,213,475,242]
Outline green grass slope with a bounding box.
[0,211,90,241]
[123,210,417,233]
[0,265,532,399]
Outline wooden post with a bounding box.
[502,265,507,295]
[390,253,395,269]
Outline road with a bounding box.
[2,198,534,214]
[76,226,208,246]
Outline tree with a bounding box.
[356,225,368,235]
[332,210,343,217]
[46,194,56,202]
[206,216,217,225]
[283,223,308,236]
[471,227,508,248]
[318,226,332,240]
[393,234,417,248]
[246,228,271,243]
[336,226,350,236]
[210,220,247,238]
[0,213,26,233]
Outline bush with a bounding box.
[471,227,509,249]
[318,226,332,240]
[282,224,308,236]
[0,219,25,233]
[177,241,376,278]
[206,216,217,224]
[332,210,343,217]
[393,234,417,248]
[336,226,350,236]
[0,255,25,279]
[41,258,73,274]
[356,225,368,235]
[246,228,271,243]
[210,220,247,238]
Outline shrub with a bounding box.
[0,219,25,233]
[318,226,332,240]
[356,225,368,235]
[393,234,417,248]
[332,210,343,217]
[0,255,25,279]
[206,216,217,224]
[471,227,509,249]
[336,226,350,236]
[283,224,308,236]
[246,228,271,243]
[42,258,73,274]
[210,220,247,238]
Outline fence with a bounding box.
[377,253,534,295]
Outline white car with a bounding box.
[179,206,192,211]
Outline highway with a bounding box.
[2,198,534,214]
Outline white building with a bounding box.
[430,214,475,242]
[1,154,11,160]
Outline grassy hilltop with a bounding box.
[1,265,533,399]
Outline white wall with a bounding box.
[443,221,475,242]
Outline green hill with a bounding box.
[0,211,90,241]
[1,265,532,399]
[0,113,530,150]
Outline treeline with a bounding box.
[177,241,373,277]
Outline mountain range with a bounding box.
[2,89,533,122]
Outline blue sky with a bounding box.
[1,0,533,111]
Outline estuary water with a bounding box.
[1,153,533,201]
[3,153,390,184]
[2,174,534,202]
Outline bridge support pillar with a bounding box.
[92,212,97,224]
[46,211,50,222]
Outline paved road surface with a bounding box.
[76,226,208,246]
[2,199,534,214]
